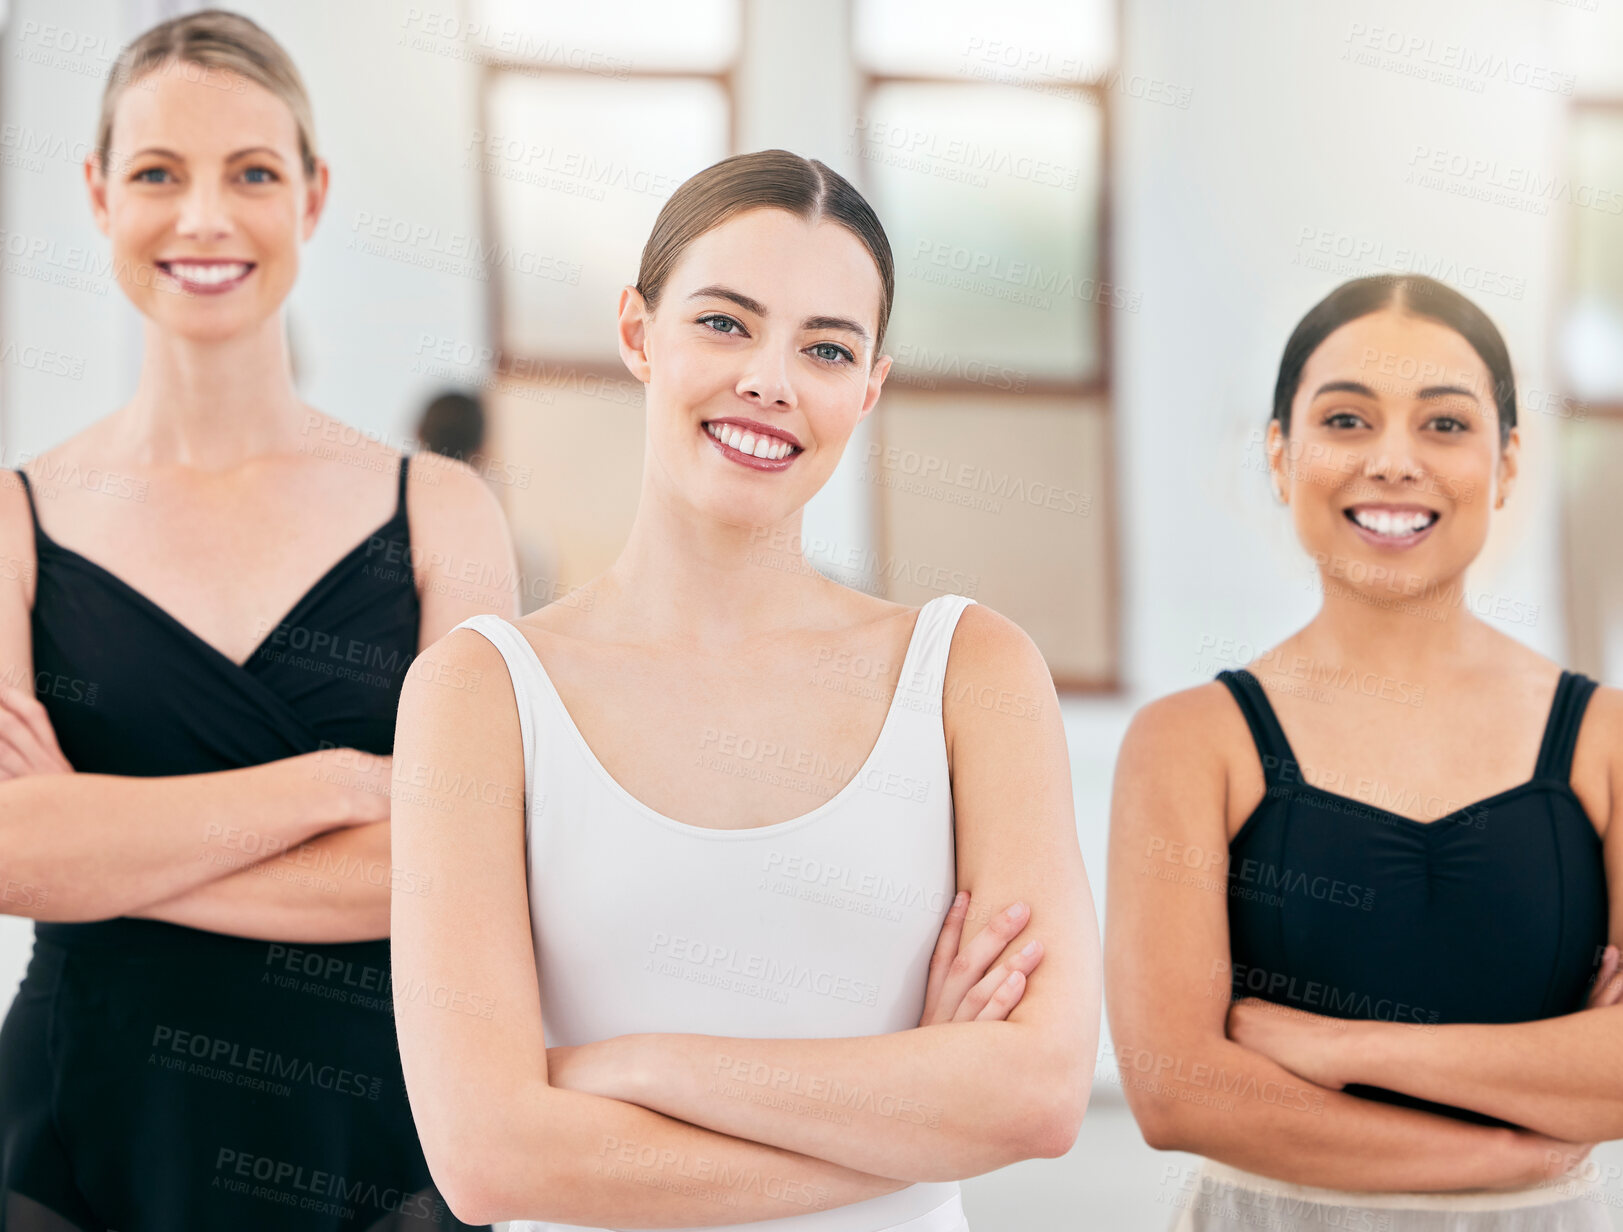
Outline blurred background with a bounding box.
[2,0,1621,1225]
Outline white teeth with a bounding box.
[1351,508,1436,537]
[704,422,795,461]
[165,262,249,285]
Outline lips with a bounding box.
[701,419,803,472]
[156,259,256,295]
[1343,504,1440,548]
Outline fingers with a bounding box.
[956,938,1046,1023]
[971,968,1025,1022]
[938,898,1032,1017]
[919,890,970,1025]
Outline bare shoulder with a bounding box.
[404,447,506,523]
[399,622,516,723]
[942,600,1055,723]
[1112,679,1259,840]
[1119,679,1249,773]
[0,469,37,614]
[400,449,518,623]
[1574,681,1622,839]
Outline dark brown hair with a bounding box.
[1272,274,1516,448]
[635,149,896,355]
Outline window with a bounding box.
[851,0,1121,688]
[1556,34,1623,680]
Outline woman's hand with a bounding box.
[0,682,72,779]
[1226,997,1357,1089]
[1586,944,1622,1010]
[917,890,1045,1026]
[288,746,394,825]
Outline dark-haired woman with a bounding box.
[390,149,1102,1231]
[0,11,514,1230]
[1106,274,1621,1230]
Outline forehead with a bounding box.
[664,208,884,328]
[113,62,300,155]
[1301,308,1492,402]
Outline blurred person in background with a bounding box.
[414,388,561,616]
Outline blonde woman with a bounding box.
[1107,274,1622,1230]
[0,11,512,1230]
[391,150,1102,1230]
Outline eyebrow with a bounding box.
[1312,379,1480,402]
[128,146,287,162]
[1415,384,1480,401]
[685,284,871,344]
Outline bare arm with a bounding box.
[1104,686,1582,1192]
[0,746,383,922]
[391,628,930,1226]
[546,607,1100,1182]
[130,815,397,942]
[119,453,520,941]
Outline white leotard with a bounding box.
[455,593,978,1232]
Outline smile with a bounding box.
[156,260,256,295]
[1343,505,1440,547]
[702,420,802,470]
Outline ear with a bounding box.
[300,157,330,242]
[1494,425,1520,509]
[857,351,892,423]
[616,285,652,385]
[1266,418,1289,503]
[85,152,111,238]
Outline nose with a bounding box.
[735,343,796,410]
[1362,422,1425,485]
[175,176,233,243]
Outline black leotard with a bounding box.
[1217,667,1608,1126]
[0,455,487,1230]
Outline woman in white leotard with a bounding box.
[389,149,1102,1230]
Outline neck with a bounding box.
[1298,564,1489,676]
[110,314,306,468]
[598,468,837,650]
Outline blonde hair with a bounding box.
[95,9,318,179]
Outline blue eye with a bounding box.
[810,342,853,364]
[697,313,743,335]
[242,166,277,184]
[133,167,170,183]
